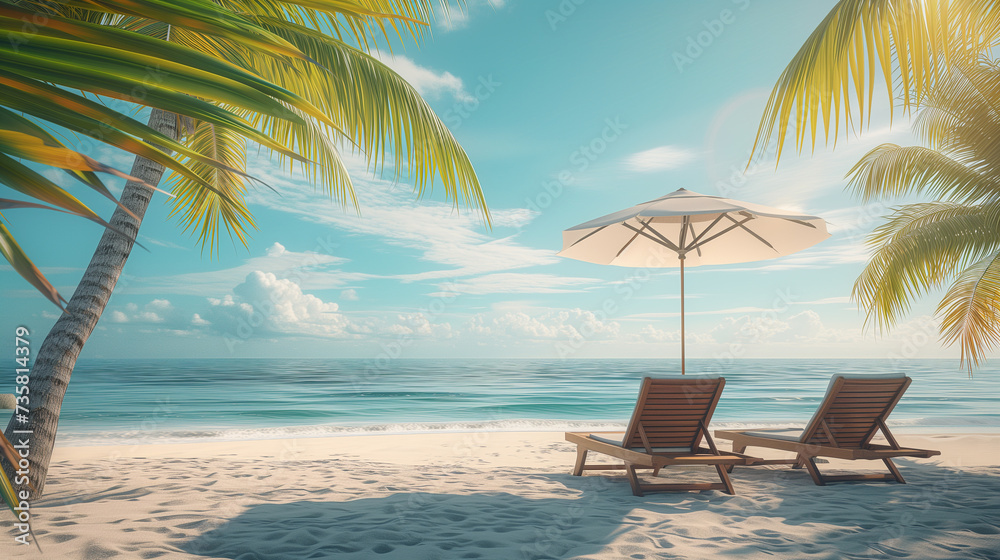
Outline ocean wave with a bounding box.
[51,414,1000,447]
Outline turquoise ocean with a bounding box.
[27,358,1000,446]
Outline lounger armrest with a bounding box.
[715,429,860,460]
[716,430,943,461]
[567,432,761,467]
[565,432,656,467]
[858,444,942,459]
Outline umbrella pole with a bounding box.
[680,256,685,375]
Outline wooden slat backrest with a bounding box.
[801,376,911,449]
[622,377,725,451]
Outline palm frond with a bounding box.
[938,250,1000,370]
[753,0,999,163]
[853,201,1000,331]
[0,221,64,308]
[165,121,256,252]
[242,17,488,218]
[847,143,1000,204]
[225,0,437,51]
[7,0,311,59]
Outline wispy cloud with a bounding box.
[373,51,473,102]
[734,122,916,210]
[625,306,771,319]
[435,0,505,31]
[797,296,852,305]
[429,272,601,296]
[245,162,557,283]
[467,308,620,341]
[701,239,871,273]
[624,145,697,172]
[126,242,358,295]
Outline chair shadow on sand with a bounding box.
[180,461,1000,560]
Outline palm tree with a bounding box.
[848,60,1000,369]
[3,0,486,496]
[754,0,1000,368]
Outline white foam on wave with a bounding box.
[54,415,998,447]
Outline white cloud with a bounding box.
[191,313,211,326]
[626,306,771,320]
[624,146,697,172]
[709,310,860,345]
[797,296,852,305]
[140,235,190,251]
[107,299,176,324]
[245,164,557,283]
[490,208,538,229]
[340,289,359,301]
[706,238,871,272]
[438,9,470,31]
[467,308,620,341]
[436,0,504,31]
[203,271,354,338]
[129,243,355,295]
[731,123,916,209]
[635,324,713,344]
[385,312,453,339]
[638,324,678,343]
[373,51,472,102]
[109,310,129,323]
[265,242,287,257]
[431,272,600,296]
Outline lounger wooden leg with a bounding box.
[725,445,747,473]
[802,456,826,486]
[883,458,906,484]
[715,464,736,495]
[572,448,588,476]
[792,453,806,469]
[651,466,662,477]
[625,463,644,497]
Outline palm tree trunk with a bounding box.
[2,108,177,497]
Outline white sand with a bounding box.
[2,432,999,559]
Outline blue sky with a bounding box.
[1,0,983,364]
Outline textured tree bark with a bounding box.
[3,108,177,497]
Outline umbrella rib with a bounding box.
[639,220,681,251]
[688,217,754,250]
[687,213,727,251]
[566,224,609,249]
[688,221,702,257]
[679,215,689,252]
[614,218,651,258]
[723,213,777,251]
[778,217,818,228]
[621,221,681,252]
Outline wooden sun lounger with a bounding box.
[566,376,759,496]
[715,374,940,486]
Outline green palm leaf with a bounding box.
[166,121,256,251]
[0,221,65,308]
[238,15,487,216]
[753,0,1000,162]
[847,144,1000,204]
[853,201,1000,330]
[0,78,277,192]
[938,251,1000,369]
[10,0,310,59]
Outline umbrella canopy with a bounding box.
[559,188,830,373]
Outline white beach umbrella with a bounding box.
[559,188,830,373]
